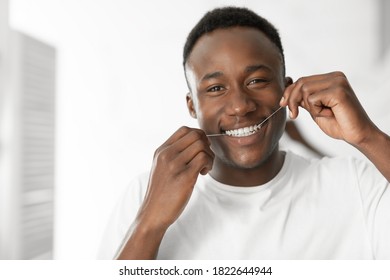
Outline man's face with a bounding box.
[185,27,288,170]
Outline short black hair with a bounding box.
[183,6,285,74]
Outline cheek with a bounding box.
[195,110,212,130]
[196,99,223,123]
[196,99,218,116]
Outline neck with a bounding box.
[209,147,285,187]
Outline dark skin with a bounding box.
[186,27,289,186]
[117,27,390,259]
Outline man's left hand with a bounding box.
[280,71,377,147]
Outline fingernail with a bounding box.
[289,110,293,119]
[280,96,285,104]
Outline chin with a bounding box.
[220,142,279,170]
[221,151,270,170]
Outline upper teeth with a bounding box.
[225,123,261,137]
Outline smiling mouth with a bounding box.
[223,122,264,137]
[212,107,283,138]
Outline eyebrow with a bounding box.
[200,64,272,82]
[201,71,224,82]
[245,64,272,74]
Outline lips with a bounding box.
[223,120,265,137]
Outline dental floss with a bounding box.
[206,106,283,137]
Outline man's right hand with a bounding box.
[137,126,215,230]
[116,126,214,259]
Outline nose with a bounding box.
[226,87,257,117]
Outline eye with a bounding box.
[207,85,225,92]
[247,78,268,86]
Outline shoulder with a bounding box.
[284,151,364,191]
[121,171,150,204]
[97,171,150,259]
[286,151,388,193]
[287,151,360,175]
[107,171,150,233]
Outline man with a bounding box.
[99,7,390,259]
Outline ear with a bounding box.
[186,92,197,119]
[285,76,293,87]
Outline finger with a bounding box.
[158,127,208,156]
[281,73,335,119]
[284,82,302,119]
[160,126,195,148]
[176,137,215,167]
[187,151,214,176]
[296,78,333,113]
[170,128,211,155]
[280,83,296,118]
[306,89,335,118]
[303,72,351,118]
[156,129,213,173]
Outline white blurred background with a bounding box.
[0,0,389,259]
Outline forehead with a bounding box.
[186,27,282,76]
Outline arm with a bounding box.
[353,126,390,182]
[116,126,214,259]
[280,71,390,182]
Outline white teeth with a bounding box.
[224,123,262,137]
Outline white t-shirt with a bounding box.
[98,151,390,259]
